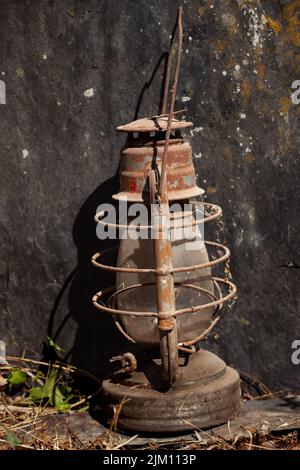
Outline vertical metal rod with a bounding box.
[150,171,180,385]
[161,6,183,115]
[151,6,183,385]
[161,37,175,115]
[159,6,183,200]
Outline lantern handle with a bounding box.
[161,6,183,115]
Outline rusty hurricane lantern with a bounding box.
[91,8,241,433]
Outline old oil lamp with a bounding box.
[91,8,240,433]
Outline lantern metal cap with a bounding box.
[116,116,193,133]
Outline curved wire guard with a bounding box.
[91,196,237,350]
[92,278,236,319]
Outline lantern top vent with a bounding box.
[116,116,193,133]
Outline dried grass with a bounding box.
[0,357,299,450]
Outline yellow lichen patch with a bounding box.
[226,58,240,68]
[238,317,251,326]
[255,62,265,92]
[256,62,265,80]
[256,79,265,92]
[256,99,270,118]
[206,0,214,7]
[224,146,232,160]
[198,6,206,17]
[282,0,300,20]
[227,23,238,35]
[279,96,292,114]
[285,20,300,47]
[281,0,300,46]
[221,12,237,34]
[254,44,263,55]
[256,81,265,92]
[198,0,214,16]
[248,208,255,223]
[277,124,291,156]
[214,41,226,55]
[283,49,300,64]
[206,186,218,195]
[265,16,282,34]
[241,80,251,104]
[245,153,255,163]
[16,67,24,78]
[238,0,256,8]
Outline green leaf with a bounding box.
[7,368,27,391]
[0,425,21,449]
[52,376,72,411]
[78,403,89,413]
[28,369,58,404]
[62,385,73,395]
[28,386,45,402]
[44,369,58,404]
[55,402,71,412]
[46,337,65,352]
[53,384,66,406]
[27,369,71,412]
[33,370,45,381]
[5,429,21,449]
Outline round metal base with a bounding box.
[101,350,241,433]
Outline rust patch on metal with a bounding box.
[115,141,202,202]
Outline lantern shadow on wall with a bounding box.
[43,51,171,379]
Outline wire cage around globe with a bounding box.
[91,199,237,352]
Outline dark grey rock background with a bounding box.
[0,0,299,391]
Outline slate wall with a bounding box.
[0,0,299,391]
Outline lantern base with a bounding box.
[101,350,241,433]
